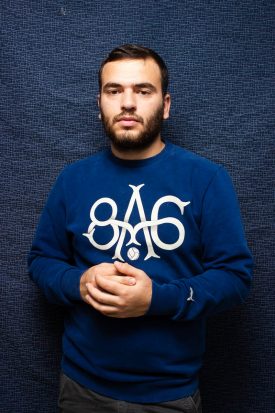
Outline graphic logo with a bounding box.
[83,184,190,261]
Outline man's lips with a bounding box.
[116,117,140,127]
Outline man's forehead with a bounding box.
[101,58,162,86]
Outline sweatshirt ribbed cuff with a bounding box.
[147,281,183,317]
[61,268,84,302]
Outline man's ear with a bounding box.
[97,94,101,119]
[163,93,171,120]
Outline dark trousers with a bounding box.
[58,374,202,413]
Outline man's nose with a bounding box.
[121,90,136,111]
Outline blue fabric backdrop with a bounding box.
[0,1,274,412]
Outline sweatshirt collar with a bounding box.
[105,141,172,169]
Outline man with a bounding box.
[29,44,253,412]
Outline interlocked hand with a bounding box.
[83,261,152,318]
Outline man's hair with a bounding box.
[98,44,169,95]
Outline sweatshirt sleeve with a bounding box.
[147,166,253,321]
[28,172,84,306]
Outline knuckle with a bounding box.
[120,262,128,270]
[122,286,129,297]
[117,297,126,308]
[95,294,103,303]
[90,268,96,276]
[101,310,109,316]
[86,268,93,278]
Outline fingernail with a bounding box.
[128,277,136,285]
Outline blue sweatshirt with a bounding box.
[28,142,252,403]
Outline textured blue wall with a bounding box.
[0,1,274,412]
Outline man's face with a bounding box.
[98,58,170,151]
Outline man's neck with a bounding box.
[110,137,165,161]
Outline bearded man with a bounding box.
[29,44,252,413]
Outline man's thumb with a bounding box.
[114,261,139,277]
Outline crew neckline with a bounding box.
[105,141,173,168]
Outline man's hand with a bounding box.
[80,263,136,303]
[85,261,153,318]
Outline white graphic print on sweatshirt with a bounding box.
[83,184,190,262]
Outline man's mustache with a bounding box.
[113,112,144,124]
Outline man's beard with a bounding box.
[100,104,164,152]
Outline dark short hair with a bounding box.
[98,44,169,95]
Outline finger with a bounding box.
[94,274,128,296]
[108,275,136,286]
[94,264,119,277]
[86,283,121,306]
[84,264,117,284]
[114,261,143,278]
[85,293,119,316]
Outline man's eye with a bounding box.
[137,90,151,95]
[107,89,120,94]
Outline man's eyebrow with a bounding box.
[102,82,122,91]
[135,83,157,92]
